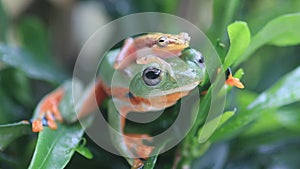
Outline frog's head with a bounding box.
[139,32,190,55]
[129,48,205,98]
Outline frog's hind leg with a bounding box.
[108,101,154,169]
[124,133,154,159]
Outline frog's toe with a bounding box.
[32,119,43,132]
[47,120,58,130]
[132,158,144,169]
[45,112,58,130]
[31,111,60,132]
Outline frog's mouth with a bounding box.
[148,81,200,97]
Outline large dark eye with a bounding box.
[195,52,204,66]
[157,36,168,47]
[142,67,161,86]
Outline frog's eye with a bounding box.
[157,36,169,47]
[142,67,161,86]
[195,52,205,66]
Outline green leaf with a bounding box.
[0,121,31,151]
[28,120,91,169]
[233,68,244,79]
[0,45,66,83]
[218,110,235,127]
[197,110,235,143]
[224,22,251,69]
[248,66,300,110]
[210,65,300,141]
[75,144,93,159]
[236,13,300,66]
[74,137,93,159]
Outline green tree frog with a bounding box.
[30,32,242,168]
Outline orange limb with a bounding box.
[31,89,64,132]
[125,134,154,159]
[77,80,109,119]
[119,109,154,169]
[132,159,144,169]
[32,120,43,132]
[114,38,137,70]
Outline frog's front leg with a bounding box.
[31,88,64,132]
[31,79,108,132]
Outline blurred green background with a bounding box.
[0,0,300,169]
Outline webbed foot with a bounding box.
[31,89,64,132]
[125,134,155,169]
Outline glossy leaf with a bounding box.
[0,121,31,151]
[218,110,235,128]
[75,144,93,160]
[0,45,66,83]
[209,65,300,141]
[74,137,93,159]
[224,22,251,69]
[28,120,91,169]
[248,66,300,110]
[197,110,234,143]
[236,13,300,66]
